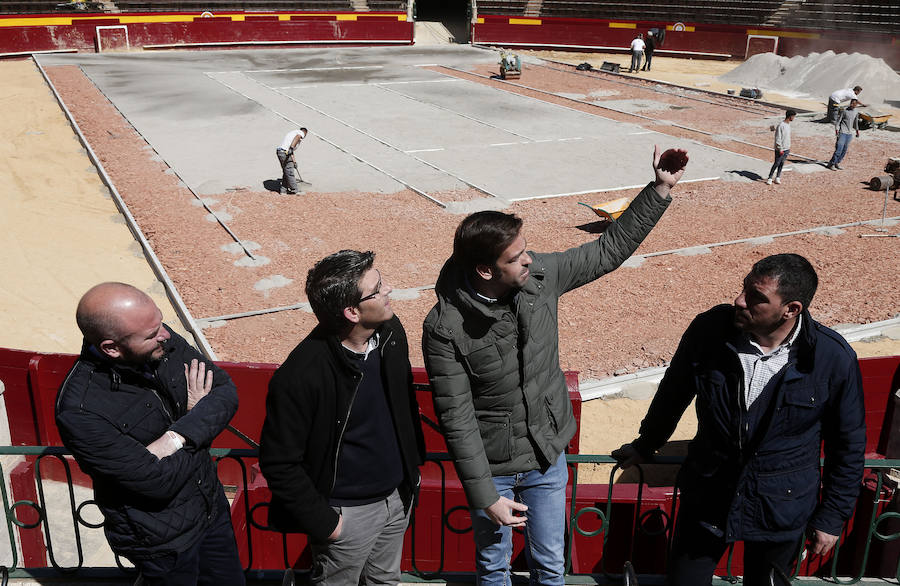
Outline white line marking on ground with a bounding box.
[377,79,464,85]
[275,83,365,89]
[558,137,584,141]
[275,79,464,90]
[490,142,518,147]
[508,176,721,201]
[243,65,384,73]
[405,148,446,153]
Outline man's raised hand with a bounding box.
[652,145,689,198]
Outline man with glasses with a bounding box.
[260,250,426,585]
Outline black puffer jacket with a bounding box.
[55,327,238,560]
[260,316,426,542]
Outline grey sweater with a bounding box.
[836,108,860,135]
[774,121,791,151]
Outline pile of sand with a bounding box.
[719,51,900,107]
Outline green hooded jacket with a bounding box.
[422,182,671,509]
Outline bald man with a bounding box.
[55,283,244,586]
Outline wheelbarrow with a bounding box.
[859,111,892,130]
[578,196,631,222]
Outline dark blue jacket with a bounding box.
[632,305,865,542]
[55,327,238,560]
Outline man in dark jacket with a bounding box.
[613,254,865,586]
[260,250,426,585]
[641,30,656,71]
[423,146,688,585]
[55,282,244,586]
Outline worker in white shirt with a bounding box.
[629,34,645,73]
[827,86,866,123]
[276,127,308,195]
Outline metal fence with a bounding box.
[1,447,898,584]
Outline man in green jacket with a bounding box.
[422,145,688,585]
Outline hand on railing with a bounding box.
[611,443,646,469]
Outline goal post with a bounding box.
[96,25,129,53]
[745,34,778,59]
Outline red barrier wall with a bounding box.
[0,12,412,54]
[472,15,900,69]
[2,346,897,575]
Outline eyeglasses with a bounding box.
[358,270,383,304]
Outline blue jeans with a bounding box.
[829,133,852,165]
[768,149,789,179]
[471,452,568,586]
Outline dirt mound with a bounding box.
[719,51,900,107]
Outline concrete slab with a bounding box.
[39,47,772,204]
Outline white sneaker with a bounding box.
[765,178,772,185]
[774,177,781,184]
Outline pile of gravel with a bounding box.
[719,51,900,106]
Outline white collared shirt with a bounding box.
[730,315,802,408]
[342,332,380,360]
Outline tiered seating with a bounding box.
[780,0,900,34]
[0,0,105,13]
[366,0,407,11]
[537,0,782,25]
[112,0,354,11]
[477,0,528,16]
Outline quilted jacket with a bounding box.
[55,327,238,560]
[423,183,670,509]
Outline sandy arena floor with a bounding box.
[2,46,898,473]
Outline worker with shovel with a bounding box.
[277,127,309,194]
